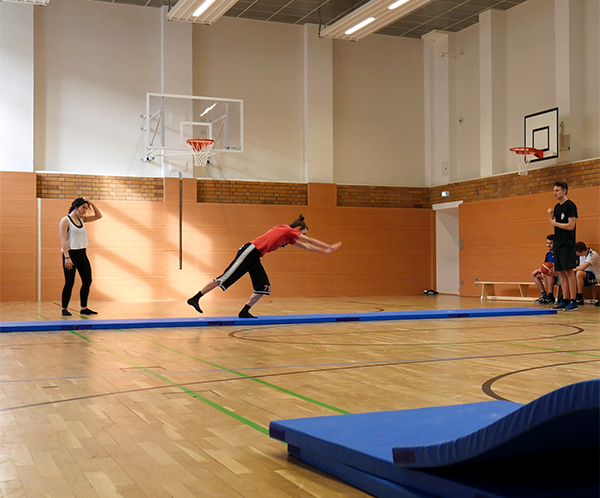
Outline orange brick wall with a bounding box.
[337,185,429,208]
[37,173,163,201]
[1,162,598,303]
[197,179,307,205]
[429,159,599,205]
[36,158,599,207]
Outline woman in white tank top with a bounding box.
[59,197,103,316]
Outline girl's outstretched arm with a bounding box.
[295,235,342,254]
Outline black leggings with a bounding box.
[61,249,92,309]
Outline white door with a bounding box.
[434,202,461,295]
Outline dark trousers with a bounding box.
[61,249,92,308]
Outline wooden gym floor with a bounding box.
[0,295,598,497]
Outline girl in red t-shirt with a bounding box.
[187,215,342,318]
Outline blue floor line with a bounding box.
[1,307,556,333]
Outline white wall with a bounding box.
[4,0,597,184]
[503,0,556,175]
[333,35,425,186]
[446,0,599,184]
[193,17,305,182]
[34,0,164,176]
[0,2,34,172]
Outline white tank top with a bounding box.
[65,216,89,250]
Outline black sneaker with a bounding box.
[61,308,72,316]
[80,308,98,315]
[552,301,568,310]
[534,296,547,303]
[575,298,584,305]
[595,300,600,307]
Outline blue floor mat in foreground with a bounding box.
[270,379,599,498]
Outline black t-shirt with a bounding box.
[553,199,578,248]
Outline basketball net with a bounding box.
[509,147,543,176]
[187,139,214,167]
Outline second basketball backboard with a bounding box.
[524,107,558,162]
[144,93,243,162]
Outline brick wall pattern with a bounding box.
[36,159,598,207]
[197,180,308,205]
[37,174,164,201]
[428,159,599,206]
[337,185,429,208]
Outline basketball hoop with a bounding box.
[187,139,215,167]
[509,147,543,176]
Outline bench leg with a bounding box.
[518,284,529,297]
[481,284,494,301]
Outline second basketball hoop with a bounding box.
[509,147,543,176]
[187,138,215,167]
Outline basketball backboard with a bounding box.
[144,93,243,163]
[523,107,558,162]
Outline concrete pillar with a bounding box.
[423,30,455,186]
[555,0,584,162]
[303,24,334,183]
[479,9,505,178]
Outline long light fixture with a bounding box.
[167,0,239,24]
[2,0,50,4]
[320,0,431,41]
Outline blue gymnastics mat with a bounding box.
[0,306,555,332]
[270,379,600,498]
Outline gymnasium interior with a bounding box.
[0,0,598,496]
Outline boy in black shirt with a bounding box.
[547,182,578,311]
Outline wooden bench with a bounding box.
[477,281,599,302]
[476,282,535,301]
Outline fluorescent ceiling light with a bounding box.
[388,0,409,9]
[193,0,216,17]
[167,0,239,24]
[345,17,376,35]
[2,0,49,4]
[320,0,431,41]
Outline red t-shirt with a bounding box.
[251,225,300,257]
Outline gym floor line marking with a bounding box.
[3,347,599,387]
[117,328,351,415]
[3,348,598,413]
[66,328,270,435]
[15,313,597,419]
[503,342,600,358]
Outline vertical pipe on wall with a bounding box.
[37,197,41,301]
[302,27,309,183]
[179,172,183,270]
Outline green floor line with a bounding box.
[118,329,351,415]
[68,329,269,435]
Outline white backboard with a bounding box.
[524,107,558,162]
[144,93,243,161]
